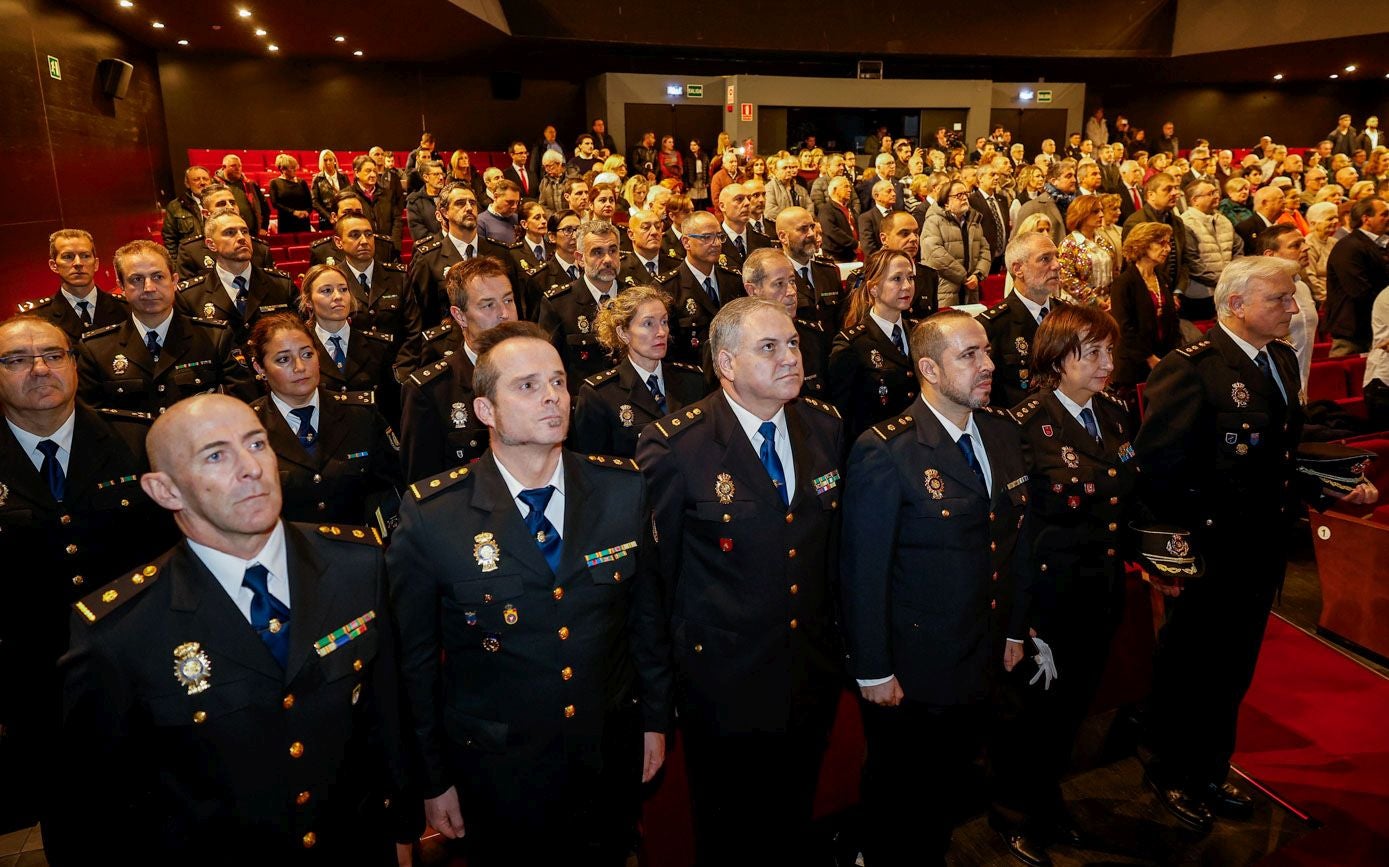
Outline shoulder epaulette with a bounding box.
[838,323,868,339]
[109,290,127,300]
[16,296,54,313]
[409,465,472,501]
[313,523,382,546]
[795,318,824,332]
[492,239,522,250]
[655,269,680,283]
[422,321,453,341]
[1097,389,1129,411]
[310,236,334,248]
[979,404,1016,421]
[182,234,205,244]
[871,414,915,440]
[651,404,706,439]
[800,396,842,419]
[415,240,443,255]
[812,254,836,266]
[330,390,376,406]
[544,283,572,299]
[584,367,619,388]
[360,329,394,344]
[264,268,292,280]
[382,261,407,272]
[717,262,741,276]
[408,358,452,387]
[1010,397,1043,422]
[177,275,208,292]
[75,564,161,625]
[95,407,154,423]
[191,317,229,328]
[668,361,704,375]
[524,262,547,277]
[1176,339,1213,357]
[373,233,392,242]
[979,302,1009,320]
[586,454,640,471]
[81,322,122,340]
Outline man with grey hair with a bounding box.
[1300,166,1329,207]
[406,159,446,243]
[818,175,860,262]
[537,220,624,390]
[718,182,770,267]
[538,149,567,214]
[656,211,747,366]
[1118,159,1147,224]
[744,247,830,398]
[764,156,811,222]
[637,295,845,866]
[1137,254,1377,831]
[1180,177,1244,321]
[979,232,1062,407]
[858,179,897,256]
[1233,185,1286,254]
[162,165,213,259]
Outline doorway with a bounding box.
[622,104,725,170]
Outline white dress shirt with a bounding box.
[1053,388,1098,433]
[722,391,796,496]
[8,409,76,475]
[630,358,664,396]
[584,275,616,307]
[316,322,351,359]
[133,312,173,349]
[215,262,254,307]
[187,521,291,624]
[1220,323,1288,403]
[271,389,321,433]
[60,287,99,319]
[494,454,567,538]
[868,308,907,348]
[447,231,478,261]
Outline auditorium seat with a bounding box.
[1308,361,1350,402]
[1344,356,1367,395]
[1312,341,1332,361]
[980,274,1005,307]
[1192,319,1216,333]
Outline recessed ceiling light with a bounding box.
[254,28,267,36]
[1329,73,1339,79]
[151,21,164,28]
[118,0,134,7]
[334,35,345,43]
[237,7,252,17]
[267,44,279,52]
[353,50,363,56]
[177,39,188,45]
[1273,73,1283,81]
[1345,65,1357,73]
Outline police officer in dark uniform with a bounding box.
[979,233,1064,409]
[615,206,672,289]
[829,249,921,445]
[246,313,401,525]
[656,210,747,367]
[839,310,1033,866]
[176,184,275,280]
[318,215,420,351]
[77,241,245,415]
[398,257,515,483]
[298,264,400,424]
[716,182,772,269]
[518,209,585,323]
[388,321,671,866]
[18,229,127,344]
[636,297,844,867]
[1135,257,1377,831]
[55,394,405,866]
[162,165,211,260]
[0,315,175,836]
[743,248,831,400]
[175,211,296,348]
[990,304,1146,866]
[571,285,708,457]
[308,190,399,267]
[408,182,521,327]
[537,220,627,393]
[866,211,940,320]
[776,206,846,334]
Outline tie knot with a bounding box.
[1038,305,1048,320]
[518,485,555,516]
[233,275,248,292]
[290,406,314,426]
[329,335,343,348]
[37,439,60,459]
[241,563,271,594]
[758,420,778,443]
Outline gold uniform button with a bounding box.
[789,584,799,595]
[992,571,999,582]
[296,791,311,806]
[991,599,997,610]
[289,742,304,758]
[1109,497,1119,505]
[722,513,731,523]
[989,512,996,522]
[1107,548,1117,557]
[789,619,799,629]
[282,694,295,710]
[612,571,621,582]
[787,548,797,559]
[317,502,327,511]
[693,643,703,653]
[72,575,84,586]
[302,832,316,848]
[941,509,951,517]
[193,711,207,724]
[564,705,576,718]
[1108,522,1118,532]
[60,514,72,526]
[65,543,78,555]
[989,541,997,552]
[785,513,794,524]
[1040,564,1048,572]
[1107,468,1118,478]
[352,659,363,672]
[313,474,322,483]
[558,626,570,640]
[561,666,573,681]
[553,587,564,601]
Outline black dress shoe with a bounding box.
[998,829,1053,867]
[1145,775,1214,832]
[1049,818,1088,847]
[1202,781,1255,819]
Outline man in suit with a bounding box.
[175,211,296,347]
[858,180,897,257]
[350,155,403,249]
[744,178,772,239]
[656,211,747,366]
[501,140,535,199]
[980,233,1061,409]
[777,206,844,335]
[162,166,212,260]
[389,321,669,865]
[971,162,1012,274]
[55,394,404,864]
[1233,186,1286,258]
[177,185,275,280]
[537,221,625,392]
[840,309,1032,865]
[1136,258,1377,832]
[1117,161,1146,225]
[1324,197,1389,356]
[717,183,771,268]
[406,160,445,243]
[637,297,844,865]
[590,117,617,158]
[217,154,269,237]
[408,182,521,326]
[78,241,246,414]
[818,176,860,262]
[0,315,174,836]
[1097,145,1123,194]
[1154,121,1180,156]
[743,248,831,400]
[310,191,399,267]
[617,207,670,286]
[1328,114,1358,158]
[17,229,127,344]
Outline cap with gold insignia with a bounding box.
[1131,523,1204,584]
[1295,443,1374,503]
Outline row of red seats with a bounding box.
[1307,354,1368,418]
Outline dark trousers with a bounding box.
[1364,379,1389,431]
[859,697,986,867]
[452,705,642,867]
[682,693,838,867]
[1146,551,1282,789]
[990,571,1127,837]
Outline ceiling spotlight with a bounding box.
[334,35,346,43]
[177,39,188,45]
[267,44,279,52]
[1345,65,1357,73]
[353,50,363,56]
[151,21,164,28]
[118,0,134,7]
[1273,73,1283,81]
[237,7,252,17]
[255,28,267,36]
[1329,73,1339,79]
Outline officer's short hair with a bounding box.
[446,256,510,312]
[1004,231,1053,275]
[682,210,718,236]
[709,297,790,379]
[333,189,368,213]
[334,213,374,239]
[199,182,233,207]
[112,239,173,285]
[49,229,94,260]
[352,154,375,174]
[472,321,552,402]
[419,160,444,176]
[910,309,976,367]
[743,248,792,289]
[575,220,619,254]
[299,264,356,318]
[1215,256,1298,317]
[1257,224,1303,255]
[1350,196,1386,229]
[493,179,521,197]
[202,211,247,243]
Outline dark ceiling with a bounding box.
[64,0,1389,86]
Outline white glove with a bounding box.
[1028,635,1059,690]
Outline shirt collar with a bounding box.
[215,261,252,293]
[685,260,715,285]
[350,260,375,283]
[1218,321,1268,361]
[271,389,321,430]
[722,390,788,446]
[133,312,174,344]
[7,408,77,471]
[492,453,566,503]
[447,232,477,259]
[316,321,350,343]
[1013,291,1050,322]
[918,394,981,444]
[59,287,99,310]
[868,308,904,343]
[187,521,291,611]
[1052,388,1095,422]
[583,274,615,303]
[721,222,745,244]
[630,357,662,387]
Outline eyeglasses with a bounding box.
[0,350,76,372]
[948,192,970,201]
[683,232,722,242]
[554,226,580,236]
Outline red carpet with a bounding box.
[1234,615,1389,865]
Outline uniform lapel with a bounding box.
[167,542,284,681]
[914,404,988,498]
[63,406,116,499]
[312,331,348,392]
[120,320,157,375]
[314,394,353,459]
[712,392,787,508]
[1045,392,1105,462]
[783,402,813,510]
[682,263,721,318]
[470,453,552,579]
[0,423,52,506]
[284,524,331,685]
[260,400,317,470]
[556,451,597,582]
[152,315,192,380]
[1209,325,1276,401]
[620,361,662,418]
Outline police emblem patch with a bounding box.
[619,404,634,427]
[325,256,337,266]
[451,402,469,428]
[173,641,213,695]
[112,354,129,374]
[577,315,590,334]
[473,532,501,572]
[686,297,698,315]
[924,468,945,499]
[715,472,735,504]
[202,255,213,267]
[1231,382,1249,407]
[1062,446,1079,468]
[0,481,7,507]
[1015,336,1029,357]
[870,349,884,369]
[202,302,216,319]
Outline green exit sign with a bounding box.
[1036,89,1053,103]
[686,84,703,99]
[47,55,61,80]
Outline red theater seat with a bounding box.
[1308,361,1349,402]
[1344,356,1367,396]
[1312,341,1332,361]
[980,274,1006,307]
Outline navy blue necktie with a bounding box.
[1079,407,1101,445]
[76,301,92,326]
[359,271,370,294]
[567,265,579,281]
[37,439,65,502]
[647,373,667,414]
[891,323,908,357]
[329,335,346,370]
[703,277,720,305]
[232,274,249,317]
[242,563,291,668]
[735,235,747,257]
[535,245,546,263]
[1038,305,1049,322]
[957,432,988,490]
[1255,350,1284,405]
[758,421,789,506]
[518,486,563,574]
[290,406,317,454]
[646,260,657,277]
[145,329,161,361]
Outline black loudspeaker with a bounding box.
[98,58,134,99]
[489,71,521,101]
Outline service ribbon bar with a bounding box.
[98,474,139,490]
[584,540,638,567]
[346,451,369,460]
[812,470,841,495]
[314,610,377,657]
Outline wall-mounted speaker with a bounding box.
[98,58,134,99]
[489,71,522,101]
